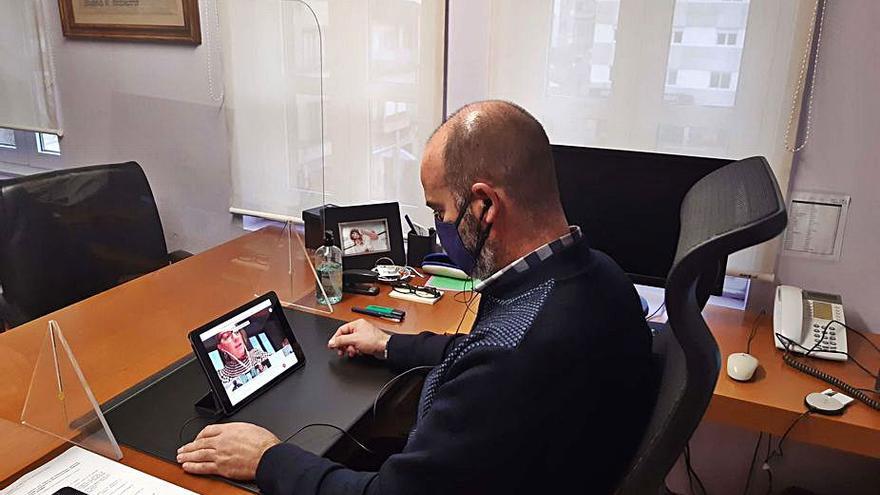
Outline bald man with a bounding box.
[178,101,654,494]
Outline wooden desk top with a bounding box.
[0,227,475,493]
[705,304,880,459]
[1,228,878,493]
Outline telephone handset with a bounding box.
[773,285,848,361]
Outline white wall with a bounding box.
[45,0,242,253]
[777,0,880,333]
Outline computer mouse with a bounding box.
[726,352,759,382]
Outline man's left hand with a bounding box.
[177,422,280,480]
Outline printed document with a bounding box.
[1,446,196,495]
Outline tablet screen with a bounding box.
[195,297,301,407]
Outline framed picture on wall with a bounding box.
[58,0,202,45]
[323,203,405,270]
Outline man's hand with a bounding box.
[328,319,391,359]
[177,423,280,480]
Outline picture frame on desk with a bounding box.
[323,202,405,270]
[58,0,202,45]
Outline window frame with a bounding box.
[672,29,684,44]
[0,128,62,176]
[709,71,733,89]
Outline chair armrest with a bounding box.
[168,250,193,264]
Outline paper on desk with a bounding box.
[1,446,196,495]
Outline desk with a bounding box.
[2,228,878,493]
[0,227,475,493]
[706,305,880,459]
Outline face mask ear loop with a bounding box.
[453,198,469,228]
[472,201,492,263]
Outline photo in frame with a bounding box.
[58,0,202,44]
[323,203,405,270]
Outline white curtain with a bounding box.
[223,0,446,226]
[448,0,818,277]
[0,0,61,134]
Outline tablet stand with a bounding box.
[194,390,224,416]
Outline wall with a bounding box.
[777,0,880,333]
[44,0,242,254]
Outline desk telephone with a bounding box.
[773,285,848,361]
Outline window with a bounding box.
[672,30,683,44]
[453,0,813,277]
[709,71,732,89]
[36,133,61,155]
[224,0,445,226]
[0,127,62,176]
[665,0,750,107]
[547,0,622,99]
[657,124,729,155]
[716,31,738,46]
[0,129,15,149]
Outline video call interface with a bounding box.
[198,299,298,406]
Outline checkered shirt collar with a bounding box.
[474,226,583,292]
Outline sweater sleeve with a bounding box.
[255,343,554,495]
[384,331,464,371]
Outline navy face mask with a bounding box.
[434,199,491,276]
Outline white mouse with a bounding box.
[726,352,759,382]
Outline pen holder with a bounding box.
[407,229,438,268]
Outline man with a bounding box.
[177,100,654,494]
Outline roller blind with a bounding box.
[448,0,819,277]
[223,0,446,226]
[0,0,61,134]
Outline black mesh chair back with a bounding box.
[0,162,169,327]
[615,156,787,494]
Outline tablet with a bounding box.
[188,292,306,416]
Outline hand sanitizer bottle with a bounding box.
[315,230,343,305]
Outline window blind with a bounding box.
[448,0,819,277]
[223,0,445,227]
[0,0,61,134]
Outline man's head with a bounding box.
[421,100,568,280]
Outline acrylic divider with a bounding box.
[19,320,124,460]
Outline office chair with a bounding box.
[0,162,191,330]
[615,156,787,494]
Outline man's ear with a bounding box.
[471,182,500,225]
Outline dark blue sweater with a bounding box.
[257,237,653,494]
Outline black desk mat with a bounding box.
[105,309,394,490]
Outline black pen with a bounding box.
[352,307,404,322]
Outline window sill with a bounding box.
[0,161,53,178]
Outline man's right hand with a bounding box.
[327,319,391,359]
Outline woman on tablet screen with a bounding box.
[216,328,269,384]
